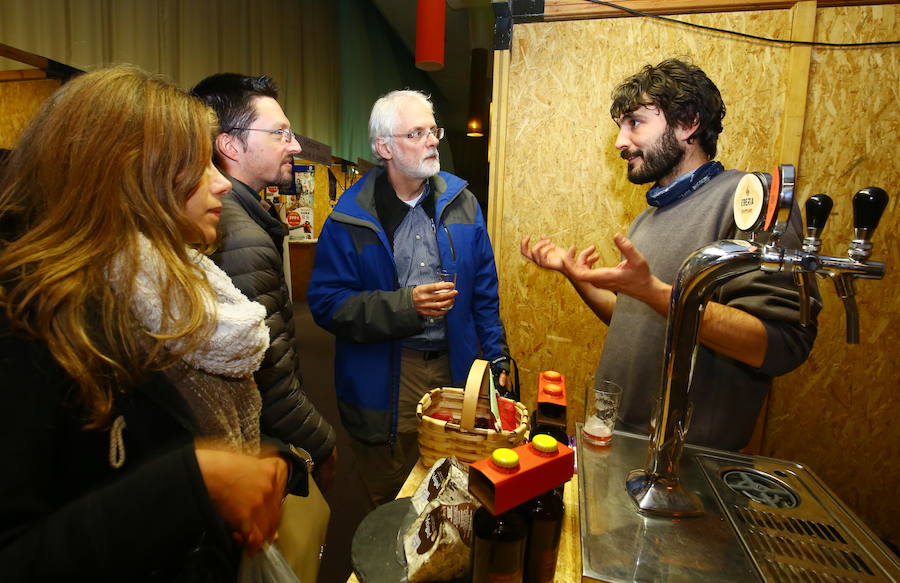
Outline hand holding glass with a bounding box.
[435,268,457,311]
[583,380,622,446]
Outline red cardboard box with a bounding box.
[535,370,567,429]
[468,440,574,515]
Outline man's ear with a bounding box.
[677,115,701,144]
[373,137,393,162]
[215,132,241,164]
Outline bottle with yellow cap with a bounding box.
[471,449,527,583]
[522,437,565,583]
[529,434,559,457]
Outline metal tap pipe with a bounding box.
[626,240,764,517]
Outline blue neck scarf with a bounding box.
[645,161,724,208]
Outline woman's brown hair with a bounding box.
[0,65,218,427]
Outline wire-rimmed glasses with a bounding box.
[229,127,297,143]
[391,127,445,142]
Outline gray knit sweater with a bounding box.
[597,170,819,450]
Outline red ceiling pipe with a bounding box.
[415,0,446,71]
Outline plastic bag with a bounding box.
[237,544,302,583]
[405,457,478,583]
[410,456,469,514]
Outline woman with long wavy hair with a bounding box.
[0,66,305,581]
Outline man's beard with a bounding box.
[275,158,295,187]
[396,149,441,179]
[622,126,684,185]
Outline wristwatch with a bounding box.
[287,444,315,475]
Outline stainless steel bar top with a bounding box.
[577,427,900,582]
[578,427,757,583]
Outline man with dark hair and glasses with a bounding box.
[309,89,510,509]
[191,73,337,490]
[522,58,819,451]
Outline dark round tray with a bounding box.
[350,497,470,583]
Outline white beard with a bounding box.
[397,149,441,179]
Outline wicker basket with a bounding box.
[416,359,529,467]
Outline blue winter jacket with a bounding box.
[308,167,508,444]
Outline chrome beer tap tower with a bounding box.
[625,164,889,518]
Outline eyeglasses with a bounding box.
[391,127,445,142]
[229,127,297,143]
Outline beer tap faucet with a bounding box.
[779,187,888,343]
[626,165,889,518]
[796,194,833,325]
[840,188,888,342]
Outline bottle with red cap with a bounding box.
[531,370,569,446]
[536,371,566,424]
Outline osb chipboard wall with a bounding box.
[763,4,899,548]
[0,78,59,148]
[312,163,333,240]
[492,4,898,545]
[316,164,361,238]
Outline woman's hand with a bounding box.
[195,448,288,552]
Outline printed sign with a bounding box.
[288,163,315,241]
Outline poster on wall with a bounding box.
[286,163,315,241]
[263,185,282,219]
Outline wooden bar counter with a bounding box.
[347,460,582,582]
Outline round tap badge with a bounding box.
[733,173,767,232]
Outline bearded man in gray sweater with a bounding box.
[522,58,819,451]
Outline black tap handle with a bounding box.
[805,194,833,230]
[853,187,888,231]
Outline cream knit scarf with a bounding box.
[110,234,269,454]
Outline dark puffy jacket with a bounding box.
[211,176,336,464]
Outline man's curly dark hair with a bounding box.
[610,58,726,158]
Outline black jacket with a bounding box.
[0,319,237,581]
[211,176,335,464]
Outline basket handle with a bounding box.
[460,359,490,431]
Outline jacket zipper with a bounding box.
[443,224,457,262]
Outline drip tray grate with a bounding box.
[696,454,899,582]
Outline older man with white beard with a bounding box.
[309,90,509,509]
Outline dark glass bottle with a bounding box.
[471,449,527,583]
[471,504,527,583]
[523,487,564,583]
[536,400,566,423]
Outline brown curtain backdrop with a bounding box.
[0,0,340,149]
